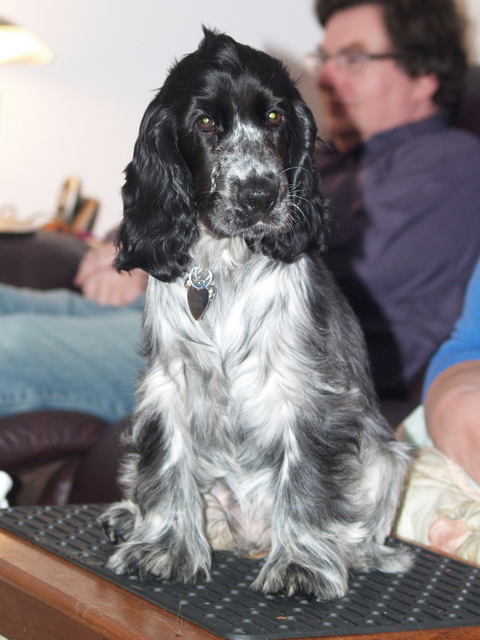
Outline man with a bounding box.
[314,0,480,399]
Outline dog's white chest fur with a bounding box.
[144,236,310,434]
[139,237,311,553]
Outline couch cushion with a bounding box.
[0,410,108,470]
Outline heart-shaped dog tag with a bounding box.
[187,285,210,320]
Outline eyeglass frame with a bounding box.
[305,47,403,74]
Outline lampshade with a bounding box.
[0,18,53,65]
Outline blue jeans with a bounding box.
[0,283,144,423]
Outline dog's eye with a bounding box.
[197,116,216,133]
[267,111,283,127]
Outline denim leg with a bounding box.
[0,307,144,423]
[0,282,126,316]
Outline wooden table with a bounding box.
[0,529,479,640]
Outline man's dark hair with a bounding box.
[314,0,467,111]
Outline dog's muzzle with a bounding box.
[236,176,280,217]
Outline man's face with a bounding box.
[315,3,438,143]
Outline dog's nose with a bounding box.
[238,177,279,214]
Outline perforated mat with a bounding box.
[1,504,480,639]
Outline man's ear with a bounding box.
[413,72,440,103]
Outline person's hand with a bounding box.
[425,359,480,485]
[74,242,148,307]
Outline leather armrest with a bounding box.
[0,410,109,471]
[67,417,129,504]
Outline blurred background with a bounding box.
[0,0,479,236]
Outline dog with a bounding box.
[100,28,412,601]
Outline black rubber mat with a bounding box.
[1,504,480,639]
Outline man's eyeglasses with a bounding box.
[305,48,402,74]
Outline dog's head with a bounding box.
[116,28,327,281]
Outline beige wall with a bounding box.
[0,0,321,236]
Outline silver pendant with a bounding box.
[185,267,217,320]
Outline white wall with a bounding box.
[0,0,479,236]
[0,0,322,236]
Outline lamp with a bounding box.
[0,18,53,65]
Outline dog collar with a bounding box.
[185,266,217,320]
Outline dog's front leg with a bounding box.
[100,418,212,583]
[251,453,350,601]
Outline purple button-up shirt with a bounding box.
[318,114,480,398]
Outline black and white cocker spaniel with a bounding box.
[100,28,412,601]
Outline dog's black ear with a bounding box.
[261,97,328,262]
[114,97,198,282]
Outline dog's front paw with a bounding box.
[107,536,212,584]
[99,501,137,543]
[252,557,348,601]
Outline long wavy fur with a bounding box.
[101,28,412,601]
[115,28,327,280]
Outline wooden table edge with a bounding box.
[0,529,213,640]
[0,528,478,640]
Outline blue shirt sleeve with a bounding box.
[423,255,480,395]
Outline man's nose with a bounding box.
[316,59,338,89]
